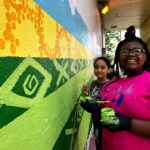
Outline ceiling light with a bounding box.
[101,5,109,14]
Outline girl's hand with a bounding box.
[102,114,131,131]
[82,85,89,95]
[80,100,100,113]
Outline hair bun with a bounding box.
[125,25,136,39]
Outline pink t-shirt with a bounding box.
[100,70,150,150]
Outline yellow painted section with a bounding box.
[0,0,93,59]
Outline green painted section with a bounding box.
[53,101,92,150]
[0,57,23,87]
[12,66,45,98]
[0,57,93,149]
[74,111,92,150]
[0,57,90,96]
[0,105,28,128]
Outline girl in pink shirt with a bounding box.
[100,26,150,150]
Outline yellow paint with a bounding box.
[0,0,93,59]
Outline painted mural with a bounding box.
[0,0,102,149]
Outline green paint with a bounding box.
[0,57,23,87]
[0,57,90,96]
[53,102,83,149]
[0,57,93,150]
[0,105,28,128]
[74,111,92,150]
[12,66,45,98]
[0,57,52,108]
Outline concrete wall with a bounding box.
[140,16,150,50]
[0,0,102,149]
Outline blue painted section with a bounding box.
[116,94,124,107]
[34,0,91,50]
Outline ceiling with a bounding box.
[101,0,150,31]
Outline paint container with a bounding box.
[101,107,117,124]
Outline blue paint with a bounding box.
[34,0,91,50]
[116,94,124,107]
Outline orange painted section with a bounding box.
[0,0,93,59]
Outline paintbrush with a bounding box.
[74,100,109,104]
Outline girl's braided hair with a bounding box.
[113,25,150,78]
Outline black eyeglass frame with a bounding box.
[119,48,145,56]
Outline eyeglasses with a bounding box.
[120,48,145,56]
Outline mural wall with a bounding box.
[0,0,102,149]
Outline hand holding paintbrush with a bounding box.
[79,98,110,113]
